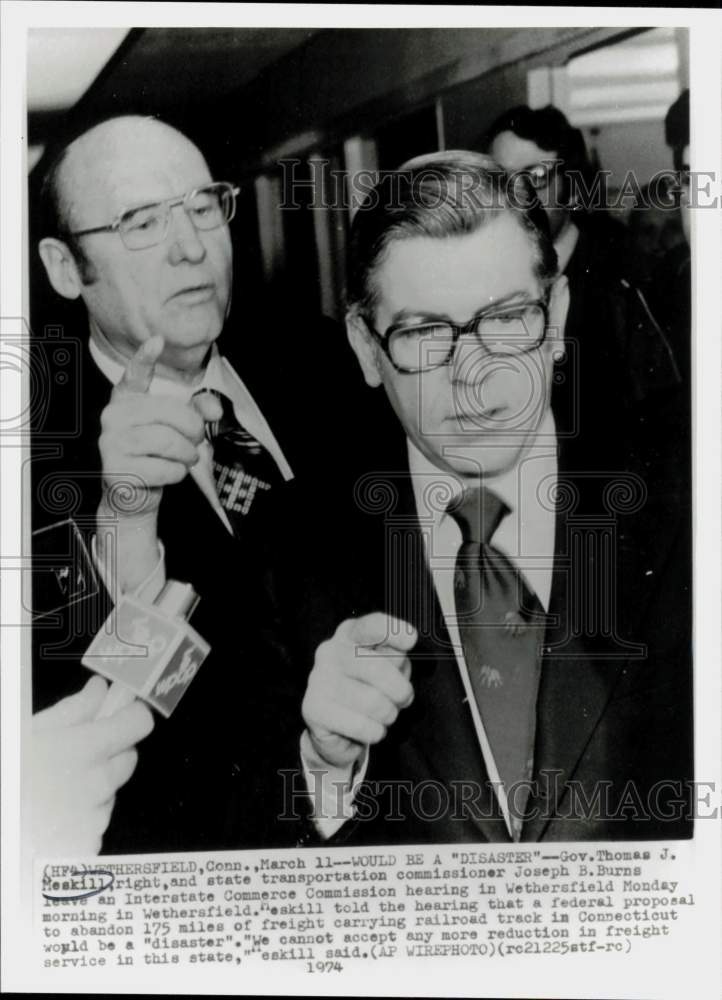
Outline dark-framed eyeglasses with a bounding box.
[365,298,550,374]
[67,181,240,251]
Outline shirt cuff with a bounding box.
[300,730,370,840]
[91,535,167,605]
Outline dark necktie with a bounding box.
[194,389,281,531]
[448,487,546,840]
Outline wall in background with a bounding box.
[29,26,682,325]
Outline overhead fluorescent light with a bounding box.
[27,146,45,171]
[27,28,129,112]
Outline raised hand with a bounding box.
[95,335,222,592]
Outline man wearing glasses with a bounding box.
[31,115,295,854]
[483,105,654,460]
[296,152,692,844]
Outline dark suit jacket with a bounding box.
[272,400,693,844]
[554,217,689,485]
[31,336,304,853]
[551,217,629,457]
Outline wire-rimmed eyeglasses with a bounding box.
[67,182,240,250]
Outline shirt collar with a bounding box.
[89,336,230,402]
[407,409,557,533]
[555,219,580,274]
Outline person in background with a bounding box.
[651,88,691,388]
[625,182,685,289]
[483,105,633,459]
[618,88,692,482]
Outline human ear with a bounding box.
[38,238,83,301]
[346,310,383,388]
[546,274,569,361]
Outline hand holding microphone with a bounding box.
[84,580,210,720]
[29,580,211,857]
[30,676,154,857]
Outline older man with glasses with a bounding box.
[31,115,296,855]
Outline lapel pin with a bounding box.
[504,609,528,637]
[479,664,503,688]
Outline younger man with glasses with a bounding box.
[292,152,692,844]
[31,115,296,854]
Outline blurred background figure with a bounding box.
[483,104,630,457]
[651,88,691,386]
[620,89,689,352]
[625,182,686,288]
[623,87,691,475]
[665,87,691,241]
[617,89,690,447]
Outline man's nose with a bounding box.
[167,206,206,264]
[451,334,497,381]
[450,340,530,409]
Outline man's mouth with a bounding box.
[168,284,215,304]
[449,405,505,423]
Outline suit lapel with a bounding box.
[523,439,683,840]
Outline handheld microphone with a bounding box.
[81,580,210,719]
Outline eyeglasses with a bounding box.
[366,299,550,374]
[518,162,560,191]
[68,182,240,250]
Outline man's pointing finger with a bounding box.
[342,613,418,653]
[115,335,165,395]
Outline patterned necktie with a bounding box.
[448,487,546,840]
[194,389,281,531]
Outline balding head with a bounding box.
[56,117,210,233]
[43,118,210,270]
[38,115,234,376]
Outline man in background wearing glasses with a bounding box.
[31,115,296,855]
[292,152,692,844]
[482,105,662,462]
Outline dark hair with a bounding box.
[665,89,689,170]
[483,104,589,173]
[346,150,557,316]
[482,104,592,210]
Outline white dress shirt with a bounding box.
[89,336,292,600]
[305,410,558,839]
[554,218,580,275]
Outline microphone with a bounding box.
[81,580,210,719]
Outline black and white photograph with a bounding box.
[2,4,720,998]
